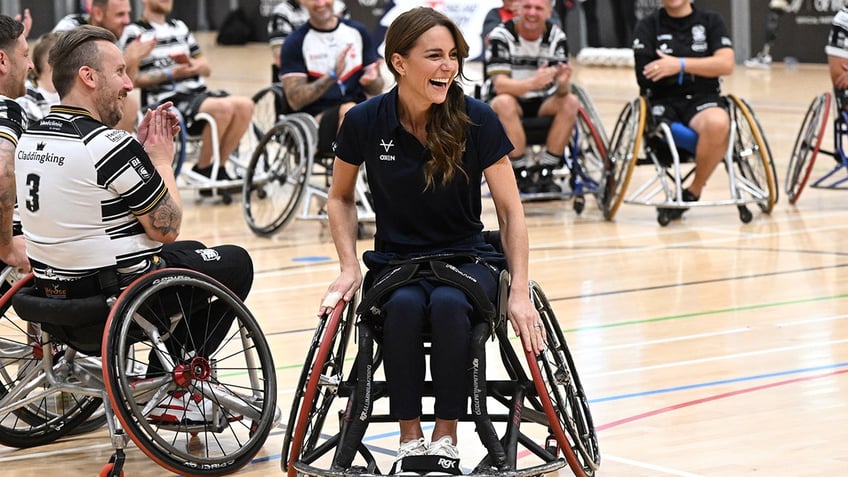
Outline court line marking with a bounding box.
[595,368,848,432]
[589,338,848,377]
[600,454,704,477]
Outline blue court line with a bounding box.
[590,361,848,403]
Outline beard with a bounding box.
[98,92,125,127]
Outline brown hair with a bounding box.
[385,7,470,189]
[49,25,116,97]
[0,15,24,52]
[31,32,60,83]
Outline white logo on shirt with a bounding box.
[380,139,394,152]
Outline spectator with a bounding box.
[16,32,60,123]
[481,0,520,46]
[485,0,580,194]
[121,0,255,192]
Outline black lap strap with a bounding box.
[356,254,496,325]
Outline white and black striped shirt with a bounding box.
[485,20,569,101]
[119,18,206,105]
[15,105,167,278]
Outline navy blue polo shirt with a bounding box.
[335,87,513,252]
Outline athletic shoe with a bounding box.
[744,53,772,69]
[192,164,241,197]
[148,391,216,425]
[396,437,428,461]
[427,436,460,459]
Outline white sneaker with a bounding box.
[148,391,216,424]
[396,437,428,461]
[744,53,772,69]
[427,436,460,459]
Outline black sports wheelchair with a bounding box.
[0,265,277,476]
[600,95,778,225]
[281,232,600,477]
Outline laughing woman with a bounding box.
[319,6,545,467]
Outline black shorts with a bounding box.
[648,94,728,126]
[162,90,230,136]
[518,97,545,118]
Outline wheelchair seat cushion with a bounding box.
[12,286,109,355]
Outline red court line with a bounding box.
[518,368,848,460]
[595,368,848,432]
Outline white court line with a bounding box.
[250,210,848,295]
[530,221,848,265]
[603,454,705,477]
[777,313,848,327]
[590,338,848,377]
[579,327,751,353]
[0,442,115,462]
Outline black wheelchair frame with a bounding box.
[280,266,600,477]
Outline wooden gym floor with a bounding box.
[1,33,846,476]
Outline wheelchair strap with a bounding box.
[357,255,497,325]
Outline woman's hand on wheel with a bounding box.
[318,269,362,317]
[508,292,546,355]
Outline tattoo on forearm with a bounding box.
[284,76,333,110]
[149,194,181,236]
[0,141,16,246]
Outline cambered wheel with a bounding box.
[786,93,830,204]
[282,300,356,476]
[571,107,608,207]
[242,121,311,236]
[103,269,277,476]
[0,275,102,448]
[524,282,600,477]
[728,94,777,214]
[251,84,286,136]
[601,97,646,220]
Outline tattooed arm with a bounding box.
[0,138,27,270]
[136,105,182,243]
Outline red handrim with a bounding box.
[524,347,587,477]
[287,300,346,477]
[790,92,831,205]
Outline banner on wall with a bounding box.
[376,0,501,59]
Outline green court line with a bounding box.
[271,292,848,373]
[562,292,848,333]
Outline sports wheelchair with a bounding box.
[600,95,777,226]
[785,92,848,204]
[477,83,608,215]
[241,85,375,237]
[280,243,600,476]
[0,266,278,476]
